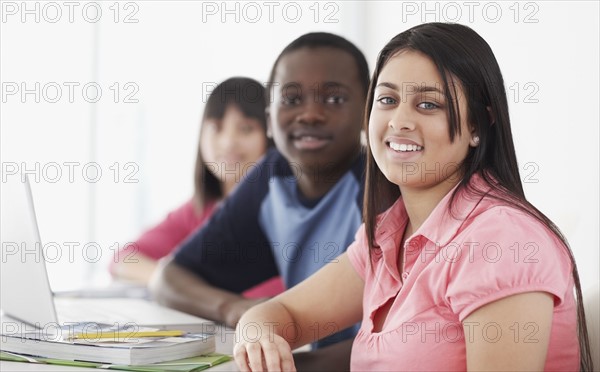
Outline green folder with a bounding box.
[0,351,232,372]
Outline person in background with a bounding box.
[233,23,593,371]
[151,32,370,370]
[111,77,284,298]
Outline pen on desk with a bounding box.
[72,330,186,340]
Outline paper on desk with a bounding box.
[0,351,232,372]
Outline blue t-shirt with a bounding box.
[174,148,365,348]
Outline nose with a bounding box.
[389,104,416,131]
[218,126,238,152]
[296,100,326,125]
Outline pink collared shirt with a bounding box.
[347,176,578,371]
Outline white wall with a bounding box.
[1,1,598,291]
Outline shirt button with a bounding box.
[402,272,409,280]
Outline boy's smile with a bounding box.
[290,128,333,151]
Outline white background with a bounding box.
[1,1,598,293]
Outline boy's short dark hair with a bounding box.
[266,32,370,102]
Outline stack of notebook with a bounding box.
[1,324,216,365]
[0,351,232,372]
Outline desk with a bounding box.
[0,324,239,371]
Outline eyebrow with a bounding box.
[375,82,445,96]
[322,81,350,89]
[281,81,351,90]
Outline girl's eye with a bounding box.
[377,96,396,105]
[417,102,439,110]
[239,123,256,134]
[203,121,219,133]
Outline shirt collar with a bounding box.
[418,175,490,246]
[376,174,492,249]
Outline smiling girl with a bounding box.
[111,77,280,297]
[233,23,592,371]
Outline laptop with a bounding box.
[0,174,214,334]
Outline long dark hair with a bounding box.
[363,23,592,370]
[193,77,270,211]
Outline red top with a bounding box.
[111,199,284,298]
[122,199,217,261]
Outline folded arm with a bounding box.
[149,256,266,327]
[112,253,158,284]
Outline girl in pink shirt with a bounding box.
[110,77,284,299]
[233,23,592,371]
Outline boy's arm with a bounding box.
[149,256,266,327]
[149,166,278,327]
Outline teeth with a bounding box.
[389,142,423,152]
[298,136,319,141]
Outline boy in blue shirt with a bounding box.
[152,32,369,368]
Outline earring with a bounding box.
[472,136,480,146]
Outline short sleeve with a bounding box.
[446,207,573,321]
[346,224,369,281]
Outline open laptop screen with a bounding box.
[1,174,59,328]
[1,175,213,334]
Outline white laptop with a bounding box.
[0,174,214,334]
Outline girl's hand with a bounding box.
[234,332,296,372]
